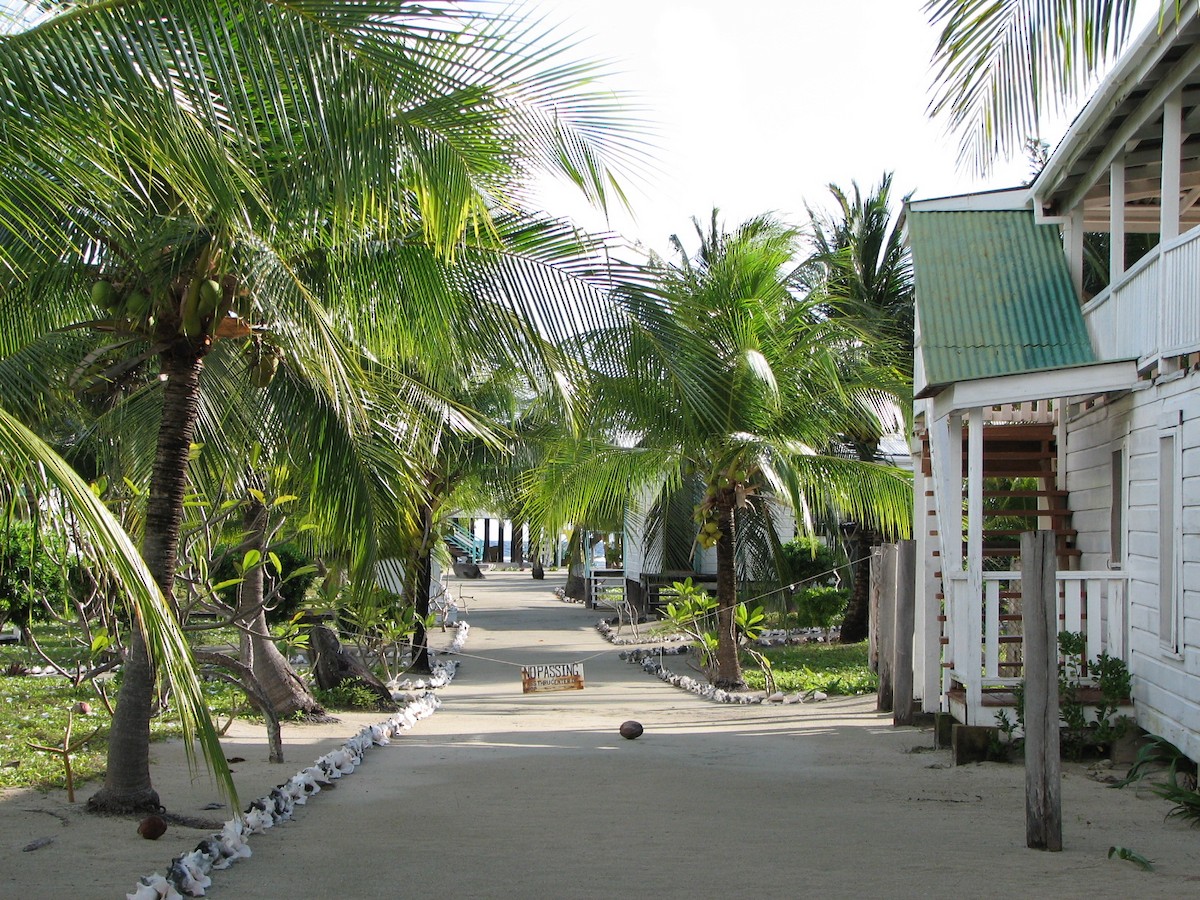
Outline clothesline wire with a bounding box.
[437,646,616,669]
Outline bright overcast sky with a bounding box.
[533,0,1159,256]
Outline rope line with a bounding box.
[675,558,859,607]
[442,645,616,669]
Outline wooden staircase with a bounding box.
[921,421,1079,700]
[921,423,1079,568]
[975,424,1078,565]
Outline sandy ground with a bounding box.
[4,571,1200,899]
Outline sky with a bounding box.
[532,0,1158,256]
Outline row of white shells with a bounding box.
[127,626,469,899]
[594,618,690,647]
[636,654,827,705]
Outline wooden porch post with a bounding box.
[893,539,917,726]
[1110,158,1125,279]
[1161,90,1182,243]
[1063,206,1085,298]
[1022,530,1062,851]
[875,544,897,713]
[965,408,985,721]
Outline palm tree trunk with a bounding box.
[841,440,882,645]
[840,528,872,644]
[511,519,523,566]
[89,345,203,814]
[713,498,743,689]
[563,527,585,600]
[235,493,325,719]
[409,502,436,674]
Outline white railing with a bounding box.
[945,569,1129,724]
[1083,252,1159,362]
[1083,223,1200,366]
[587,570,626,608]
[980,400,1056,424]
[1161,227,1200,357]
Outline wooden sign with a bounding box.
[521,662,585,693]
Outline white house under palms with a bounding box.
[910,6,1200,761]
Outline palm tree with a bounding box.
[0,408,237,808]
[802,175,913,643]
[0,1,644,814]
[924,1,1172,174]
[526,212,912,688]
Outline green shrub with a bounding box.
[794,585,847,630]
[779,536,839,586]
[742,641,876,695]
[210,542,318,625]
[314,681,385,711]
[0,522,79,628]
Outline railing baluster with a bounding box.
[1086,578,1104,666]
[985,578,1000,679]
[1062,578,1082,638]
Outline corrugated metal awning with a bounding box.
[909,208,1097,397]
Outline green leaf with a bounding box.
[241,549,261,571]
[280,564,319,581]
[272,495,299,506]
[211,578,243,592]
[268,552,282,575]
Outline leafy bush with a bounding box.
[0,522,80,628]
[209,542,318,625]
[314,681,386,711]
[994,630,1133,761]
[793,586,848,630]
[661,578,771,688]
[779,536,839,586]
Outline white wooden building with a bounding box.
[910,7,1200,761]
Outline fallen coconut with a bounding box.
[619,720,643,740]
[137,815,167,840]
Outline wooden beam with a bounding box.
[875,544,897,714]
[1022,530,1062,852]
[1056,41,1200,215]
[893,540,916,727]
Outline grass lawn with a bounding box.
[0,623,242,791]
[741,640,877,695]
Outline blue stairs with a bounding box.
[446,523,483,562]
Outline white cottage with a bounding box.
[910,8,1200,761]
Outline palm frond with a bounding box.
[0,404,236,807]
[924,0,1142,175]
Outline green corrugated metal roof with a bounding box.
[909,209,1096,390]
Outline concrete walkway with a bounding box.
[204,572,1198,899]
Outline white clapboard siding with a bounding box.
[1062,375,1200,761]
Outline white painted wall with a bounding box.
[1063,375,1200,761]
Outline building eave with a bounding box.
[926,359,1139,420]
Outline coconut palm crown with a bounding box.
[526,212,912,688]
[0,0,647,813]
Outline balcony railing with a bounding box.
[1083,223,1200,367]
